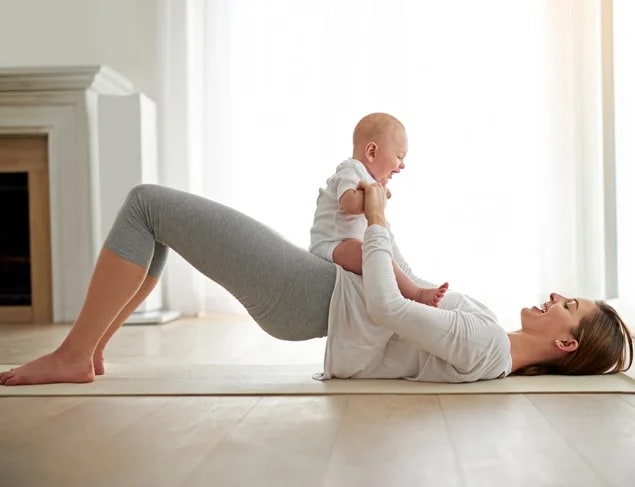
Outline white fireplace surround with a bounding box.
[0,65,149,322]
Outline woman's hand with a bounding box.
[357,181,387,227]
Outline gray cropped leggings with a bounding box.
[104,184,336,340]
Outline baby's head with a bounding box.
[352,112,408,184]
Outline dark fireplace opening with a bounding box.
[0,172,31,306]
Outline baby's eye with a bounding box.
[564,302,570,310]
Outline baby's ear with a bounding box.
[365,142,377,161]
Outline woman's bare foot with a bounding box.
[415,282,449,307]
[0,351,95,386]
[93,354,106,376]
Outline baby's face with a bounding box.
[368,126,408,184]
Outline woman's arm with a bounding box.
[358,182,487,371]
[362,224,488,372]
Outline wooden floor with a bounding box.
[0,317,633,487]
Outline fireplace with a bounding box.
[0,135,52,322]
[0,66,179,325]
[0,172,30,306]
[0,66,131,323]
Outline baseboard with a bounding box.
[123,309,181,325]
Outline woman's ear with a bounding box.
[554,338,579,352]
[365,142,377,162]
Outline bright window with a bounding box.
[193,1,605,324]
[613,0,635,299]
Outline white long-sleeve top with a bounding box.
[317,225,512,383]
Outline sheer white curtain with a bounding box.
[613,0,635,301]
[173,0,608,328]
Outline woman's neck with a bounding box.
[507,331,557,373]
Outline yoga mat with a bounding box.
[0,363,633,396]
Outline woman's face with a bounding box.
[521,292,597,340]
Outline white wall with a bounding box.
[0,0,203,315]
[0,0,160,101]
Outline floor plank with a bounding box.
[617,393,635,409]
[0,396,78,432]
[184,396,349,487]
[0,397,171,486]
[72,396,260,487]
[528,394,635,487]
[322,395,462,487]
[440,394,607,487]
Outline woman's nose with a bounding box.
[550,292,568,303]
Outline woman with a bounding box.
[1,183,631,385]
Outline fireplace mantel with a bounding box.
[0,65,133,94]
[0,65,136,322]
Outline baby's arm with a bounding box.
[332,188,365,274]
[339,189,365,215]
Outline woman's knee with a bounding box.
[126,183,163,204]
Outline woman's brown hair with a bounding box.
[514,301,633,376]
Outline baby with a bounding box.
[310,112,447,306]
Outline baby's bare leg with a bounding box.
[0,248,147,386]
[393,263,448,306]
[334,240,446,305]
[392,263,423,301]
[93,274,160,375]
[332,239,364,274]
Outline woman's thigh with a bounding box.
[105,184,336,340]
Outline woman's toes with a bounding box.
[0,371,15,385]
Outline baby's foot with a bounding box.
[0,351,95,386]
[415,282,449,307]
